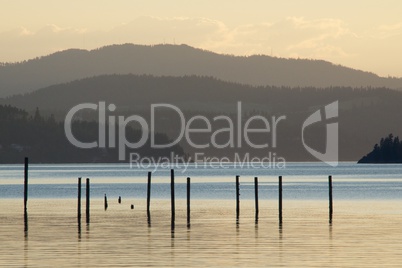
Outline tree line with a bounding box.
[0,105,185,163]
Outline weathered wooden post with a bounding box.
[77,177,82,221]
[147,171,151,223]
[254,177,259,223]
[77,177,82,234]
[329,175,333,224]
[236,175,240,222]
[279,175,282,224]
[24,157,28,214]
[187,177,191,228]
[171,169,175,230]
[86,178,90,224]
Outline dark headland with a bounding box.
[358,134,402,163]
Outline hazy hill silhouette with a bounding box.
[2,74,402,161]
[1,43,402,97]
[1,74,394,112]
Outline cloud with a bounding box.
[283,17,356,58]
[0,17,230,62]
[19,27,34,36]
[0,16,401,76]
[110,16,229,45]
[0,25,88,62]
[375,22,402,38]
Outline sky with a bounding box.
[1,0,402,77]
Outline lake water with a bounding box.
[1,162,402,267]
[1,162,402,200]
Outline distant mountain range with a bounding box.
[2,74,402,161]
[1,43,402,162]
[1,43,401,97]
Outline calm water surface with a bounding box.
[0,162,402,200]
[1,162,402,267]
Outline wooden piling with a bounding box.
[329,175,333,223]
[147,172,151,218]
[187,177,191,227]
[77,177,81,221]
[171,169,175,229]
[236,175,240,222]
[279,175,282,224]
[24,157,28,214]
[23,158,28,235]
[254,177,259,222]
[86,178,90,224]
[104,194,108,211]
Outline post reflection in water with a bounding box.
[171,229,175,240]
[254,222,258,240]
[85,223,90,242]
[24,212,28,237]
[328,223,334,265]
[24,213,28,268]
[186,228,191,243]
[147,212,151,227]
[170,229,175,267]
[278,222,283,264]
[78,221,81,240]
[24,237,28,268]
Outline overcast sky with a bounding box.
[1,0,402,77]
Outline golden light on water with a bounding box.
[1,199,402,267]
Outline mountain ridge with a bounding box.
[1,43,401,97]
